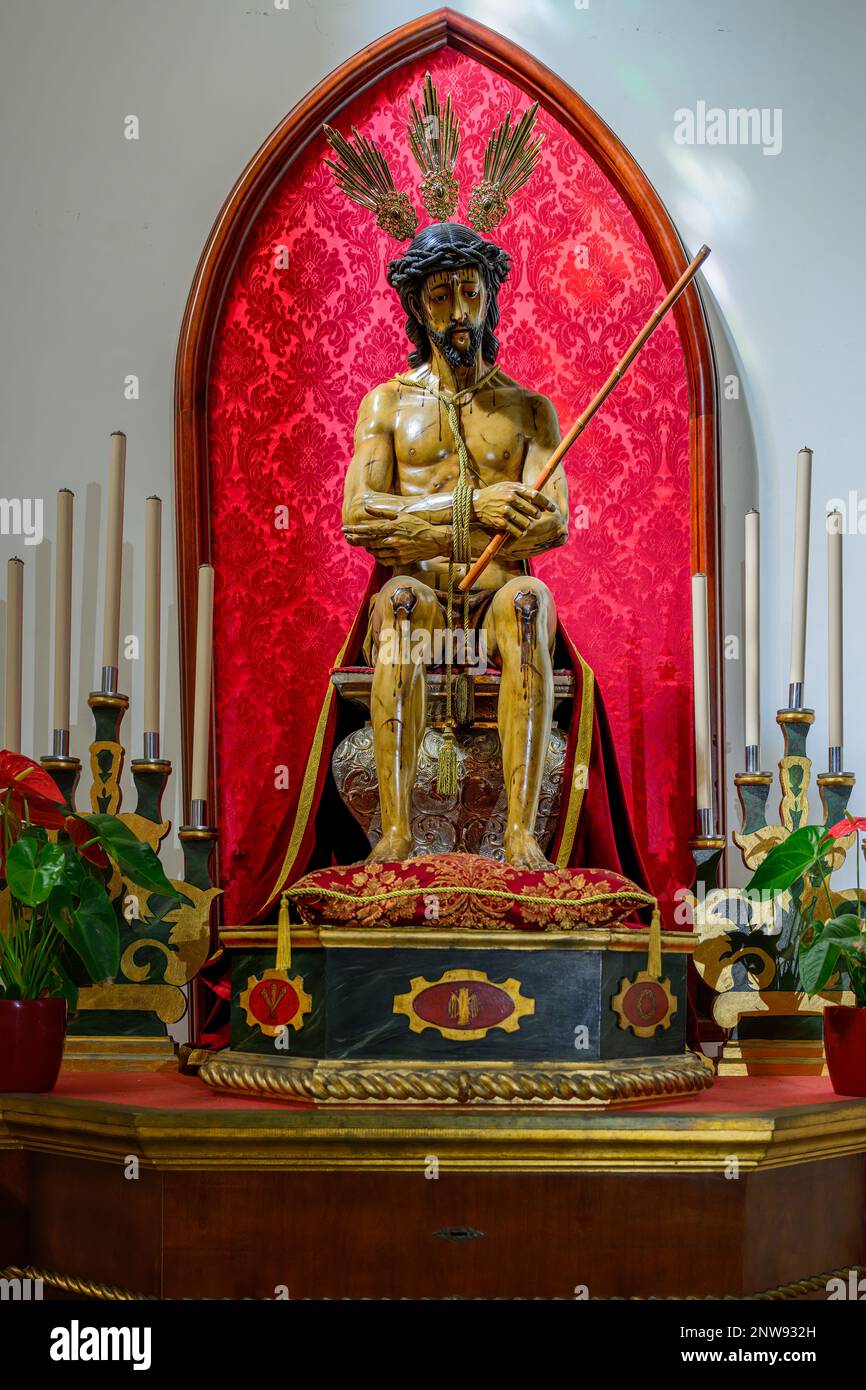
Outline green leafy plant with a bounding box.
[0,750,181,1007]
[745,816,866,1007]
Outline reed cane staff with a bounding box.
[458,244,711,593]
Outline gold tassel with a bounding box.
[276,891,292,971]
[437,726,458,797]
[647,904,662,980]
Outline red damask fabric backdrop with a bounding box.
[208,48,695,925]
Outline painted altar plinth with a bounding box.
[199,924,710,1107]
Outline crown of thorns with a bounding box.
[323,72,543,241]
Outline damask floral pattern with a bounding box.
[208,50,694,926]
[287,853,652,932]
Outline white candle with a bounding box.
[144,496,162,738]
[101,431,126,676]
[691,572,713,813]
[53,489,74,733]
[190,564,214,806]
[4,557,24,752]
[827,509,843,752]
[788,446,812,694]
[744,509,760,756]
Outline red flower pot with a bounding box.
[0,998,67,1093]
[824,1005,866,1097]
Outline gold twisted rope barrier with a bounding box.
[2,1262,862,1302]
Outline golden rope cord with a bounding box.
[393,364,501,794]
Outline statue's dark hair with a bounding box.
[387,222,511,368]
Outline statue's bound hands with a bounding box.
[472,482,556,537]
[343,508,449,566]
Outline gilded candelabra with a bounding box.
[41,686,218,1071]
[690,701,858,1075]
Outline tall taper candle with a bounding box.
[190,563,214,808]
[744,509,760,761]
[827,509,843,756]
[788,446,813,704]
[53,489,74,735]
[691,572,713,815]
[100,431,126,689]
[4,557,24,752]
[143,496,162,747]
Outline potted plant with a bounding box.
[745,814,866,1095]
[0,750,182,1093]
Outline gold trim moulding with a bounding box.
[717,1039,828,1078]
[776,708,815,725]
[7,1066,866,1173]
[734,773,773,786]
[41,756,82,773]
[218,925,699,954]
[87,691,129,711]
[816,773,856,787]
[220,927,323,949]
[61,1035,178,1074]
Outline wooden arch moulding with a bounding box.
[174,7,722,928]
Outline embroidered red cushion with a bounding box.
[286,853,653,931]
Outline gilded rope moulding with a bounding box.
[199,1050,714,1108]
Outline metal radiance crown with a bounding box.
[323,72,543,241]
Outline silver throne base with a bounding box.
[331,724,568,859]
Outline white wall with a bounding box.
[1,0,864,892]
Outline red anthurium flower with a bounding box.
[825,815,866,840]
[0,749,66,828]
[63,815,110,869]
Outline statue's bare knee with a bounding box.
[511,587,543,682]
[390,583,419,626]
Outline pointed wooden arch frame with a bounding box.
[174,6,723,860]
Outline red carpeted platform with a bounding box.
[45,1068,849,1114]
[49,1069,311,1110]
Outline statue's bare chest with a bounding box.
[392,388,528,495]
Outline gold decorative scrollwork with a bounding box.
[119,880,220,987]
[778,753,810,831]
[89,740,123,815]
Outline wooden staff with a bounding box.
[459,244,711,592]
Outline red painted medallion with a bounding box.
[412,979,515,1031]
[620,980,670,1029]
[248,977,301,1027]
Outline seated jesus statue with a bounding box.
[342,221,569,871]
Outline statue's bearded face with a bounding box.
[416,265,487,368]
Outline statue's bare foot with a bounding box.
[367,831,413,864]
[504,830,554,872]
